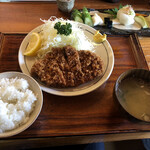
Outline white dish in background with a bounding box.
[90,11,142,30]
[18,22,114,96]
[0,72,43,138]
[113,19,141,30]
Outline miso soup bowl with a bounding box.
[115,68,150,122]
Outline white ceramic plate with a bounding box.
[18,22,114,96]
[0,72,43,138]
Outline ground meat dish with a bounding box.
[31,46,103,87]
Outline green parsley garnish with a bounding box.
[104,4,123,18]
[54,22,72,36]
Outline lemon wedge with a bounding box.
[24,32,41,56]
[93,31,107,43]
[134,16,148,28]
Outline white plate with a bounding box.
[18,22,114,96]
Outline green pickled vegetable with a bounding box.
[71,7,93,27]
[82,7,89,14]
[82,7,93,27]
[71,9,83,23]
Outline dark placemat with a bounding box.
[71,9,150,36]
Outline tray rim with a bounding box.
[0,32,149,136]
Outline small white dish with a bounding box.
[0,72,43,138]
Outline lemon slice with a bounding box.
[93,31,107,43]
[24,32,41,56]
[134,16,148,28]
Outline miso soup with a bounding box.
[119,77,150,121]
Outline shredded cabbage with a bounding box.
[37,16,94,57]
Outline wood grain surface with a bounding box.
[0,33,149,141]
[0,0,149,69]
[0,0,149,33]
[0,0,150,148]
[139,37,150,69]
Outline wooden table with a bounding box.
[0,0,150,149]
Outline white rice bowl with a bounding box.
[0,72,43,138]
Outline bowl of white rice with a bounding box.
[0,72,43,138]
